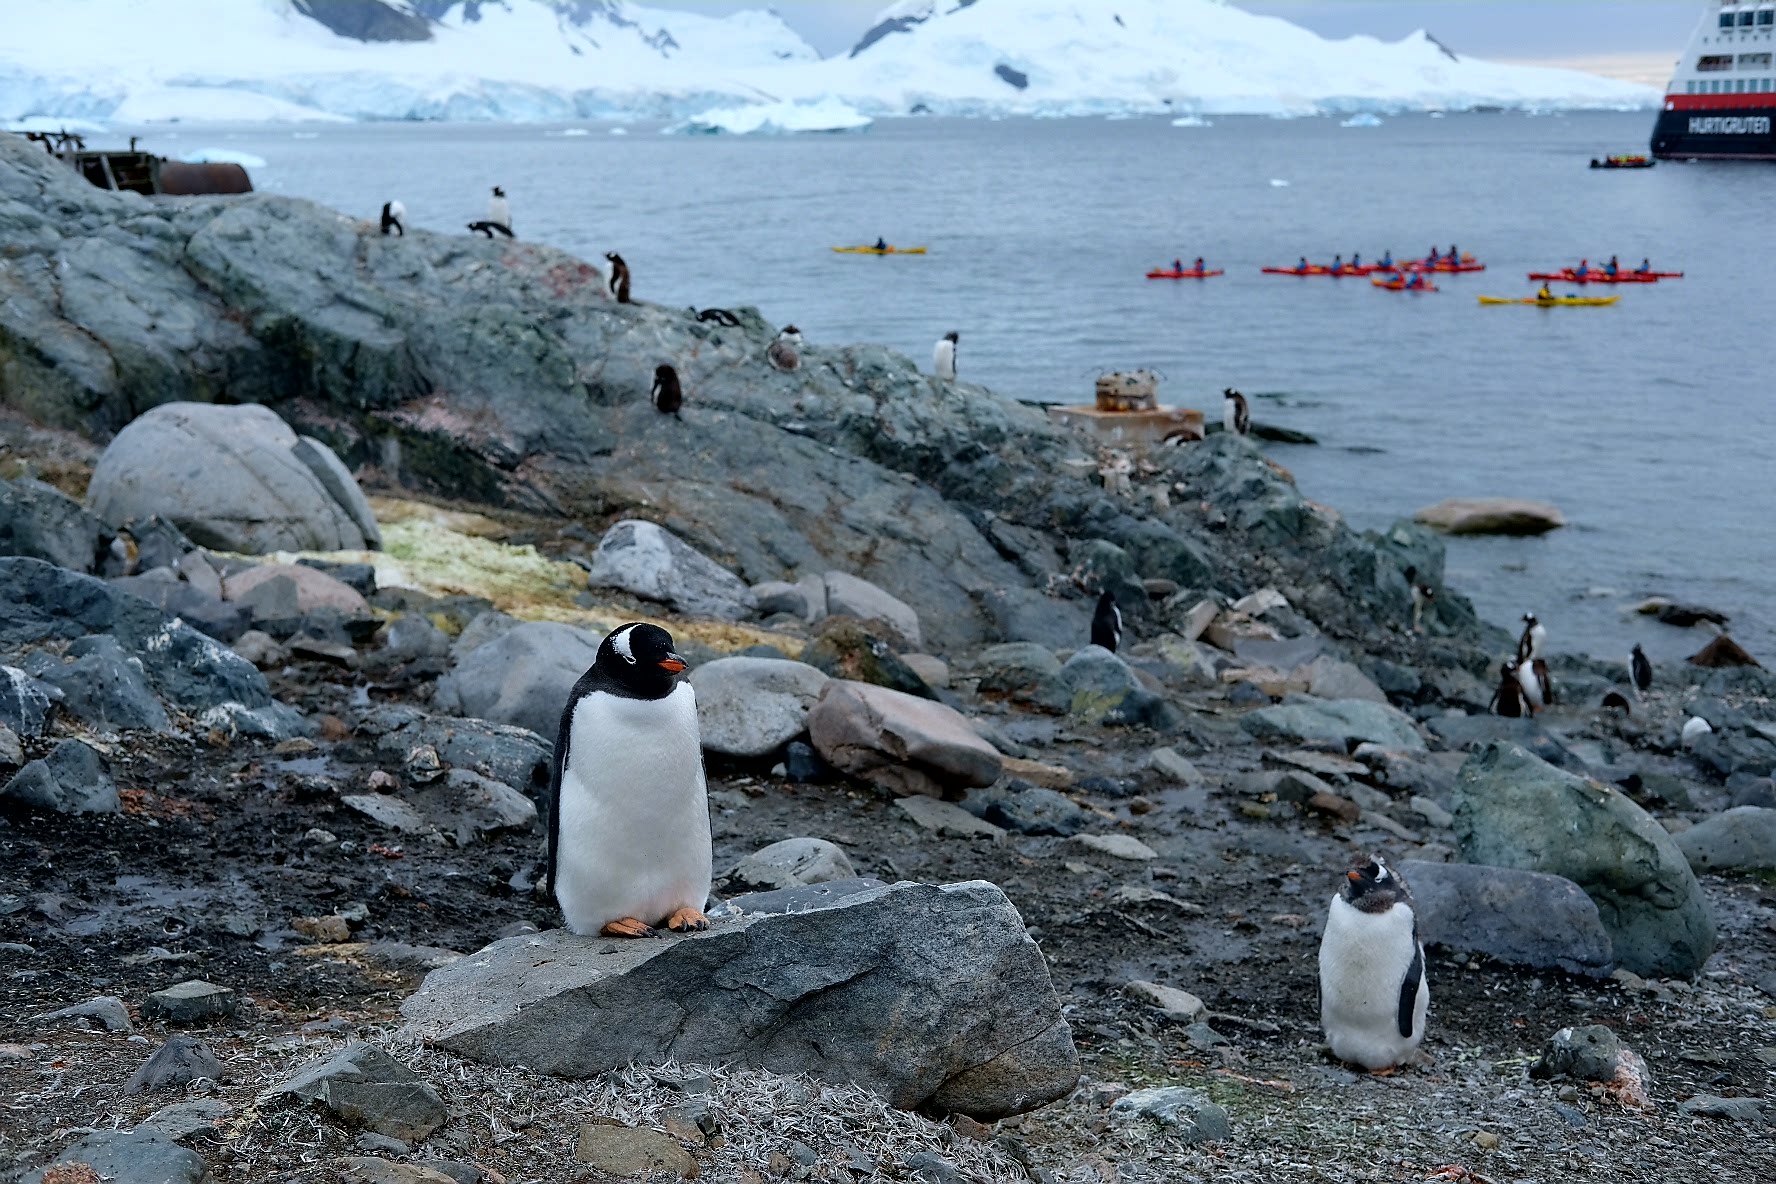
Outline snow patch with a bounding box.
[179,147,269,167]
[1170,114,1212,127]
[1340,112,1383,127]
[669,97,873,135]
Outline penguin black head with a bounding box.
[1632,643,1645,657]
[1502,658,1520,675]
[1340,853,1410,913]
[1522,612,1538,625]
[1403,565,1417,584]
[780,324,800,337]
[593,622,687,700]
[1601,690,1632,715]
[1223,387,1237,398]
[493,185,505,197]
[944,330,959,343]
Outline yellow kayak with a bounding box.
[831,245,928,255]
[1478,295,1620,306]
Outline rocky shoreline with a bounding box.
[3,130,1775,1183]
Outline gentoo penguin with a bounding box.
[1223,387,1250,437]
[548,622,711,937]
[1517,613,1546,662]
[1403,566,1434,633]
[651,364,683,418]
[1601,690,1632,715]
[767,325,801,372]
[933,331,958,381]
[379,200,406,236]
[1090,590,1123,653]
[1630,644,1653,698]
[1319,853,1429,1072]
[1682,715,1713,746]
[1489,659,1525,717]
[1516,656,1552,714]
[696,307,742,327]
[467,186,514,238]
[605,251,632,304]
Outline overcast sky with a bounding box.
[657,1,1699,61]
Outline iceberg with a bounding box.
[179,148,268,167]
[1340,113,1384,127]
[669,98,873,136]
[1170,114,1212,127]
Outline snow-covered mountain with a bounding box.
[0,0,1657,126]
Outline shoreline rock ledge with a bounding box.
[398,879,1078,1120]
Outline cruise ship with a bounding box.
[1652,0,1776,159]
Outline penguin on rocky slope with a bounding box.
[605,251,632,303]
[933,331,958,381]
[1090,589,1123,653]
[379,200,405,236]
[547,622,712,938]
[650,364,683,419]
[1630,643,1653,698]
[1319,852,1429,1072]
[1223,387,1250,437]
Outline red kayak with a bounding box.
[1261,265,1377,277]
[1371,275,1437,292]
[1527,270,1657,284]
[1146,268,1224,279]
[1405,260,1486,273]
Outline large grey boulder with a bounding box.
[1241,695,1426,752]
[1674,806,1776,873]
[268,1042,447,1142]
[22,1129,208,1184]
[87,402,380,553]
[1,738,118,814]
[819,571,923,650]
[1059,645,1177,729]
[433,621,600,739]
[726,837,856,891]
[0,476,103,573]
[973,642,1068,711]
[1397,860,1613,977]
[356,705,551,796]
[585,520,755,621]
[807,679,1002,799]
[25,634,174,733]
[398,879,1079,1120]
[689,656,827,757]
[1451,742,1715,978]
[1413,497,1565,536]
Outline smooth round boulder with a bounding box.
[689,656,828,757]
[87,403,381,554]
[433,621,601,739]
[1412,498,1565,536]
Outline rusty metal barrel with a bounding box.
[157,161,253,195]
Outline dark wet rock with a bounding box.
[0,663,61,736]
[690,656,827,757]
[1674,806,1776,873]
[125,1034,226,1093]
[1,738,117,814]
[1655,602,1730,628]
[25,634,172,732]
[1452,742,1715,978]
[808,679,1001,799]
[0,475,103,572]
[88,402,380,553]
[980,786,1091,837]
[405,769,539,845]
[1530,1024,1640,1084]
[269,1042,448,1142]
[801,616,934,699]
[782,739,829,783]
[1426,713,1577,767]
[356,705,550,795]
[382,614,453,662]
[143,979,239,1024]
[1059,645,1178,729]
[433,620,600,739]
[726,837,856,891]
[22,1129,208,1184]
[1242,695,1425,752]
[400,880,1078,1120]
[1399,860,1614,977]
[1728,775,1776,810]
[110,572,255,643]
[1111,1086,1231,1142]
[1678,1094,1767,1123]
[584,518,755,620]
[299,557,378,598]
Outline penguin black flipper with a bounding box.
[545,669,588,898]
[1396,943,1424,1039]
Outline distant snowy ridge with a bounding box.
[0,0,1657,126]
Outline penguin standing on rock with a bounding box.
[933,331,958,381]
[1630,644,1653,698]
[1489,659,1525,717]
[468,186,514,238]
[1091,590,1123,653]
[1319,853,1429,1072]
[1517,612,1546,663]
[1403,566,1434,633]
[605,252,632,303]
[1223,387,1250,437]
[651,364,683,418]
[548,622,711,938]
[767,325,802,372]
[1517,655,1552,714]
[379,200,406,236]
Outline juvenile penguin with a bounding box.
[1630,643,1652,698]
[1489,659,1525,717]
[1517,612,1546,662]
[1403,565,1434,633]
[1090,589,1123,653]
[548,622,711,937]
[1601,690,1632,715]
[933,331,958,381]
[467,185,514,238]
[1223,387,1250,437]
[767,324,801,372]
[379,200,406,236]
[651,364,683,418]
[1319,853,1429,1072]
[605,251,632,303]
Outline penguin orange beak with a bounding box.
[658,656,687,673]
[1347,870,1363,882]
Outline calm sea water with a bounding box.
[130,113,1773,664]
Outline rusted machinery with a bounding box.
[22,129,252,195]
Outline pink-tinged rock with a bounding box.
[223,563,369,616]
[808,679,1001,799]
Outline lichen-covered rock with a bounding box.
[1241,695,1425,752]
[584,519,755,620]
[1058,645,1178,729]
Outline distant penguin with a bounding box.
[1601,690,1632,715]
[1490,659,1525,717]
[696,307,742,327]
[1682,715,1713,746]
[1517,656,1552,714]
[1403,565,1433,633]
[768,324,803,371]
[1091,590,1123,653]
[468,185,514,237]
[605,251,632,304]
[1517,613,1546,663]
[379,200,406,236]
[651,364,683,418]
[1630,644,1652,698]
[1319,853,1429,1072]
[548,622,711,937]
[934,331,958,381]
[1223,387,1250,437]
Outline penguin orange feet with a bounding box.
[664,907,710,933]
[600,916,654,938]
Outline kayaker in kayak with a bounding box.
[1296,256,1309,273]
[1636,257,1651,274]
[1331,254,1344,273]
[1352,253,1363,269]
[1193,257,1205,273]
[874,236,888,252]
[1537,283,1553,300]
[1173,258,1184,272]
[1379,250,1394,268]
[1405,272,1426,290]
[1448,245,1460,263]
[1605,255,1619,277]
[1574,258,1589,279]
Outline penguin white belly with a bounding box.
[1223,401,1237,434]
[554,683,712,935]
[389,200,406,221]
[488,196,511,228]
[1319,894,1429,1070]
[934,340,956,380]
[1516,661,1544,709]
